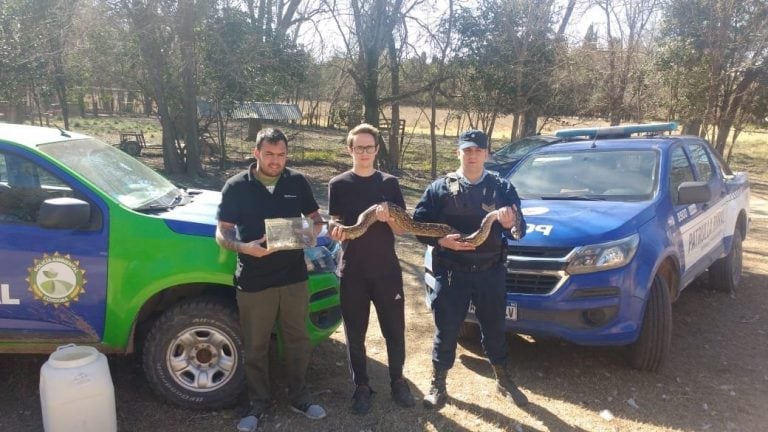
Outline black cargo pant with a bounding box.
[429,260,508,370]
[340,271,406,387]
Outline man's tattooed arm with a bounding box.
[215,221,242,253]
[216,221,271,257]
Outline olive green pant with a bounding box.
[236,280,311,411]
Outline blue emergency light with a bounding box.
[555,122,678,139]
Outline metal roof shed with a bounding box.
[228,102,302,121]
[227,102,302,142]
[196,101,303,121]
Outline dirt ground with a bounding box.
[1,131,767,432]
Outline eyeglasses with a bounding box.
[351,145,377,154]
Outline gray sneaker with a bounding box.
[290,402,327,420]
[236,411,261,432]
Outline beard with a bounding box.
[258,162,284,177]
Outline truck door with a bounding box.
[0,147,109,343]
[683,141,726,272]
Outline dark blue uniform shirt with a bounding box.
[413,171,526,266]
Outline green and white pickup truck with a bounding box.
[0,124,342,408]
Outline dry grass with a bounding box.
[729,129,768,186]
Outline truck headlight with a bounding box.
[567,234,639,275]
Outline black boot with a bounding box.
[492,363,528,407]
[423,367,448,409]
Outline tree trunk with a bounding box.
[143,94,153,116]
[487,110,498,151]
[8,104,27,124]
[362,56,380,127]
[91,90,99,117]
[51,58,69,130]
[682,119,702,136]
[77,91,86,117]
[430,87,438,179]
[247,119,262,141]
[522,111,538,138]
[387,34,400,170]
[556,0,578,37]
[510,113,521,140]
[179,0,200,175]
[362,55,389,170]
[217,109,227,169]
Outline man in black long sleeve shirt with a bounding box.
[328,124,415,414]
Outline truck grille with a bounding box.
[507,245,573,259]
[505,246,572,295]
[505,271,564,295]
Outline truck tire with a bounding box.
[709,228,743,293]
[627,275,672,371]
[142,297,245,409]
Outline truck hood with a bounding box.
[159,189,221,237]
[514,199,655,247]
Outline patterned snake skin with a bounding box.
[332,202,521,246]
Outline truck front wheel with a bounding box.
[142,297,245,409]
[627,275,672,372]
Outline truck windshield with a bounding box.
[38,138,179,210]
[509,149,659,202]
[492,137,551,161]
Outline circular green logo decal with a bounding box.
[27,252,86,307]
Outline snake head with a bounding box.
[509,205,523,240]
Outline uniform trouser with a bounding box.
[236,281,311,412]
[340,271,406,387]
[429,262,508,370]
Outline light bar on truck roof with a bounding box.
[554,122,678,139]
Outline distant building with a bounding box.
[197,101,303,140]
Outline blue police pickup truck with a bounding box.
[425,123,750,371]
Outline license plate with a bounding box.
[506,303,518,321]
[467,302,518,321]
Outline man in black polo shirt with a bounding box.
[216,128,326,432]
[328,123,415,414]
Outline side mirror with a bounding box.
[38,197,91,229]
[677,181,711,204]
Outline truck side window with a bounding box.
[669,146,695,205]
[0,152,75,224]
[688,143,714,182]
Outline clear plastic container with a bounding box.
[264,217,316,251]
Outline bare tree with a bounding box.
[323,0,413,169]
[596,0,660,125]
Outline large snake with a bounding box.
[331,202,521,246]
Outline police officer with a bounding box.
[412,129,529,409]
